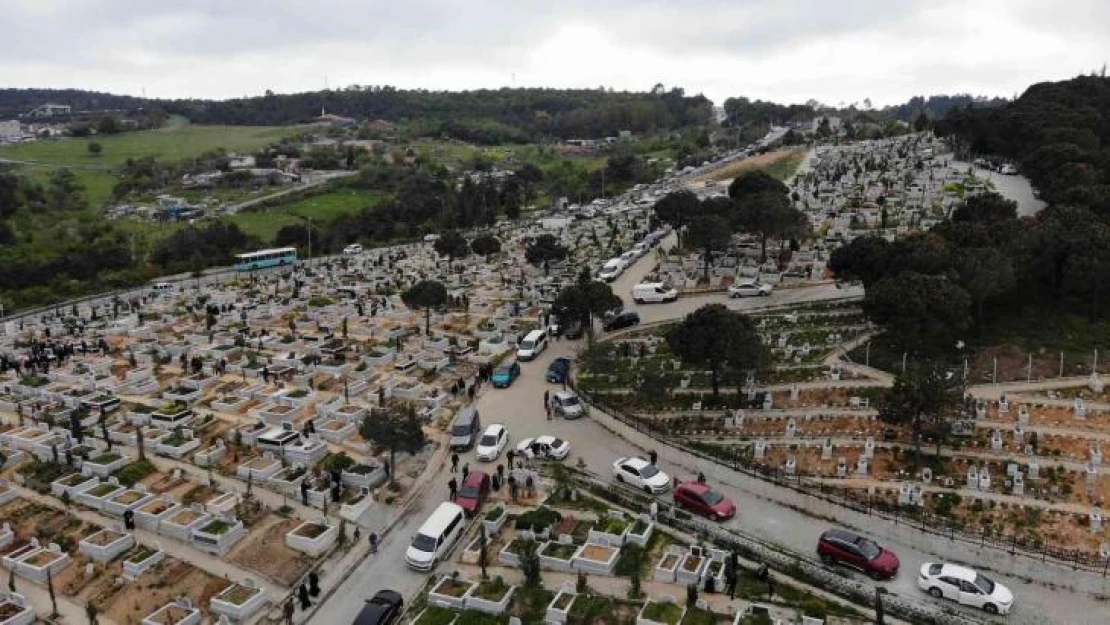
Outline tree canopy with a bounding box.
[401,280,448,334]
[469,234,502,258]
[524,234,569,275]
[666,304,768,399]
[359,405,427,484]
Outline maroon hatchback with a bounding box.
[672,481,736,521]
[455,471,490,517]
[817,528,899,580]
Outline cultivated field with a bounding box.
[688,147,806,186]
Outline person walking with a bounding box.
[506,450,515,469]
[461,463,469,481]
[353,526,361,544]
[543,390,549,408]
[448,477,458,500]
[649,449,658,466]
[368,532,378,554]
[450,452,459,473]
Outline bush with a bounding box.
[115,459,156,487]
[308,296,335,307]
[514,506,562,532]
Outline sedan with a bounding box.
[603,311,641,332]
[551,390,586,419]
[491,362,521,388]
[475,424,508,462]
[918,562,1014,615]
[546,357,571,383]
[351,589,404,625]
[728,280,773,298]
[612,456,670,494]
[516,435,571,460]
[817,528,899,580]
[673,481,736,521]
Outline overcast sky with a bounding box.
[3,0,1108,106]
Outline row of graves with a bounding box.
[794,133,989,246]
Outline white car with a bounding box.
[612,456,671,494]
[1000,164,1018,175]
[475,424,508,462]
[598,258,625,282]
[728,279,773,298]
[551,390,586,419]
[516,435,571,460]
[918,562,1013,615]
[343,243,363,255]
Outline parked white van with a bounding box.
[632,282,678,304]
[516,329,548,361]
[405,502,466,570]
[598,258,625,282]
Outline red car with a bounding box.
[455,471,490,517]
[817,528,899,580]
[673,481,736,521]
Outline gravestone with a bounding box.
[1075,398,1086,419]
[821,438,833,460]
[790,384,799,401]
[1091,509,1103,535]
[991,429,1003,451]
[784,456,796,476]
[1014,424,1024,446]
[967,466,979,489]
[1028,459,1039,480]
[863,437,875,459]
[1012,471,1024,496]
[1018,405,1030,424]
[785,419,796,438]
[1087,462,1099,485]
[1092,445,1103,467]
[856,457,868,477]
[762,394,773,411]
[975,401,987,420]
[998,395,1009,414]
[978,466,991,490]
[753,440,767,460]
[921,467,933,485]
[837,457,847,478]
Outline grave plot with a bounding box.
[227,515,313,586]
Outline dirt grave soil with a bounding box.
[228,515,311,586]
[95,557,227,625]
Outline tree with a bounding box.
[654,190,701,228]
[478,526,489,580]
[469,234,502,259]
[359,405,426,486]
[87,142,103,157]
[685,214,731,282]
[734,191,806,263]
[667,304,768,400]
[828,236,891,287]
[728,170,788,202]
[951,192,1017,224]
[136,423,146,460]
[433,230,470,264]
[401,280,448,335]
[878,359,964,464]
[519,539,542,587]
[553,278,622,341]
[955,247,1015,329]
[864,272,971,354]
[96,116,121,135]
[524,234,568,276]
[912,111,930,133]
[47,567,57,616]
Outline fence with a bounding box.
[574,385,1110,578]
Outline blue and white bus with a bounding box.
[234,247,298,272]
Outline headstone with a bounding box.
[1018,405,1030,424]
[1091,509,1103,535]
[898,482,913,505]
[1092,445,1103,467]
[837,457,847,478]
[1087,462,1099,484]
[1013,424,1024,446]
[921,467,933,485]
[1075,398,1086,419]
[1012,471,1024,496]
[785,419,796,438]
[856,457,868,477]
[1028,459,1039,480]
[754,440,766,460]
[789,384,799,401]
[998,396,1009,414]
[85,562,95,578]
[821,438,833,460]
[1006,463,1018,477]
[863,437,875,459]
[784,456,796,476]
[967,466,979,489]
[1089,372,1104,393]
[991,429,1003,451]
[762,394,773,411]
[978,466,991,490]
[975,401,987,420]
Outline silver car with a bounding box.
[552,390,586,419]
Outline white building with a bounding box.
[0,120,21,140]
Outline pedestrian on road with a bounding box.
[462,463,469,481]
[298,584,311,610]
[697,471,706,484]
[353,526,361,543]
[546,403,552,420]
[506,450,515,468]
[649,449,658,465]
[543,390,549,408]
[448,477,458,500]
[283,598,295,625]
[368,532,378,553]
[451,452,459,473]
[308,571,320,597]
[508,475,518,501]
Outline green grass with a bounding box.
[231,187,385,242]
[0,125,297,168]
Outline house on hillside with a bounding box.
[27,104,71,118]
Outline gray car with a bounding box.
[552,390,586,419]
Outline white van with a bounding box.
[632,282,678,304]
[405,502,466,570]
[598,258,624,282]
[516,329,548,361]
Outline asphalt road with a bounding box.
[313,249,1107,625]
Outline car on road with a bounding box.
[817,528,899,580]
[455,471,491,517]
[546,357,571,383]
[564,318,584,340]
[918,562,1013,615]
[598,258,625,282]
[491,362,521,388]
[550,390,586,418]
[343,243,364,255]
[475,424,509,462]
[673,481,736,521]
[612,456,671,494]
[632,282,679,304]
[728,279,773,298]
[1000,164,1018,175]
[351,589,404,625]
[516,435,571,460]
[603,311,641,332]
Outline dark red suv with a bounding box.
[817,528,899,580]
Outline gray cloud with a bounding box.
[1,0,1107,105]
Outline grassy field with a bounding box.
[695,148,807,184]
[0,124,297,168]
[229,187,386,242]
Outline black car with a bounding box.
[564,319,585,340]
[603,311,641,332]
[546,357,571,383]
[352,590,404,625]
